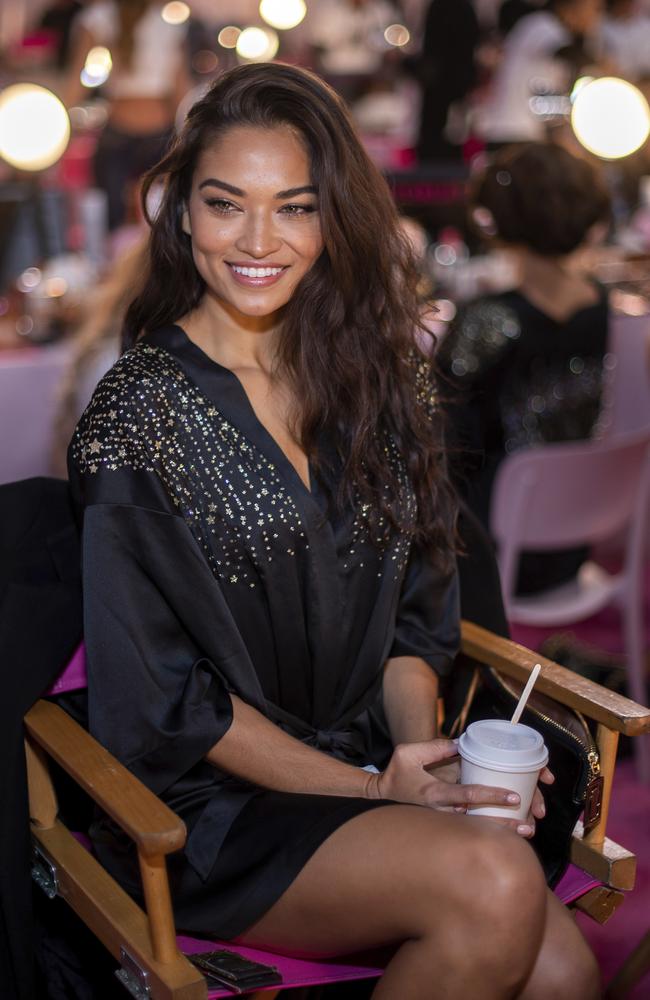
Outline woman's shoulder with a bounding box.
[83,340,185,410]
[69,341,186,474]
[437,293,521,378]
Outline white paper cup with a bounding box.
[458,719,549,822]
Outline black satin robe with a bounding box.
[67,324,459,938]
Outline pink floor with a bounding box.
[509,564,650,998]
[576,759,650,997]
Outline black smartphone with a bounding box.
[188,949,283,994]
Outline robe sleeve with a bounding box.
[388,544,460,679]
[68,365,238,797]
[78,502,235,795]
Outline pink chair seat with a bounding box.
[45,643,87,695]
[178,937,384,997]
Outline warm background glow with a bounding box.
[384,24,410,47]
[161,2,191,25]
[236,26,279,62]
[571,77,650,160]
[218,25,241,49]
[81,45,112,88]
[259,0,306,31]
[0,83,71,170]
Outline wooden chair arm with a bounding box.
[461,621,650,737]
[25,699,186,858]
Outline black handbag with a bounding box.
[443,653,603,888]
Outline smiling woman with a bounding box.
[67,64,600,999]
[180,127,323,322]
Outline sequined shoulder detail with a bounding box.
[70,343,308,588]
[70,346,159,475]
[438,298,521,381]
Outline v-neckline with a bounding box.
[145,324,316,498]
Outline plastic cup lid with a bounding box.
[458,719,548,772]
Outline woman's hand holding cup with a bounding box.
[368,739,532,818]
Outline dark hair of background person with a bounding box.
[123,62,456,570]
[469,141,612,255]
[115,0,150,67]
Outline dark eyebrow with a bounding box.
[198,179,317,199]
[198,178,244,196]
[275,185,317,199]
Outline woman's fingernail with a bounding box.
[538,803,546,817]
[517,824,534,836]
[507,793,520,804]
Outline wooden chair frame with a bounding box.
[24,622,650,999]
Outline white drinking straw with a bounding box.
[510,663,542,726]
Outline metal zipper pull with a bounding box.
[583,751,603,831]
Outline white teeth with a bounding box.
[231,265,284,277]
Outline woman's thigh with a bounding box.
[235,803,546,957]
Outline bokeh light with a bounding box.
[236,26,279,62]
[192,49,219,73]
[162,2,190,25]
[571,77,650,160]
[384,24,410,47]
[259,0,306,30]
[81,45,112,87]
[0,84,70,171]
[218,26,241,48]
[17,267,42,292]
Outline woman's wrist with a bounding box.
[364,770,383,800]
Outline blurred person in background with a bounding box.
[64,0,191,229]
[306,0,401,102]
[497,0,546,35]
[476,0,606,146]
[414,0,480,162]
[602,0,650,81]
[437,142,612,595]
[38,0,84,69]
[50,239,147,477]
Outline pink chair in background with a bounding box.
[490,430,650,781]
[0,343,72,485]
[603,312,650,437]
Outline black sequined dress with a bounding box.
[68,324,459,939]
[437,286,609,593]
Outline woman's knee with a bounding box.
[473,829,546,961]
[408,819,546,939]
[450,822,545,913]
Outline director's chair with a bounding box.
[25,622,650,998]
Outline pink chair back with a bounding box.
[604,312,650,436]
[490,430,650,600]
[492,430,650,549]
[0,343,72,484]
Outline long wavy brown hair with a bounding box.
[124,63,457,570]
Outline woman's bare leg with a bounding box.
[520,890,601,1000]
[236,805,549,999]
